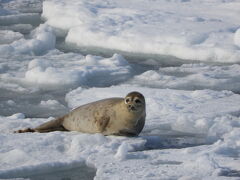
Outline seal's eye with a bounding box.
[135,99,141,104]
[125,98,130,104]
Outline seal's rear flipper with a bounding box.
[14,128,36,133]
[14,117,68,133]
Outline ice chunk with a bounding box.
[234,28,240,47]
[39,100,65,110]
[0,24,56,55]
[24,53,132,87]
[1,0,43,14]
[0,24,34,34]
[115,142,132,160]
[126,63,240,92]
[6,100,16,106]
[0,30,23,44]
[8,113,25,119]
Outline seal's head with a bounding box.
[124,91,145,113]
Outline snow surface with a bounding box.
[0,50,132,89]
[42,0,240,62]
[0,0,240,179]
[0,24,56,56]
[24,53,132,87]
[1,86,240,179]
[0,30,23,44]
[126,63,240,92]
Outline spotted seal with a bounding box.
[15,92,146,136]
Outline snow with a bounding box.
[42,0,240,62]
[0,24,34,34]
[65,86,240,142]
[0,24,56,55]
[1,0,42,13]
[0,0,240,179]
[114,142,133,161]
[0,30,23,44]
[24,53,132,87]
[39,100,65,110]
[234,28,240,47]
[2,86,240,179]
[126,63,240,92]
[0,51,131,91]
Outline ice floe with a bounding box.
[24,52,132,87]
[126,63,240,92]
[0,30,23,44]
[1,0,240,179]
[42,0,240,62]
[1,86,240,179]
[0,24,55,55]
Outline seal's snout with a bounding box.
[128,104,136,111]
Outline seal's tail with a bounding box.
[14,117,67,133]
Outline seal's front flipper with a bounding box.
[114,129,138,137]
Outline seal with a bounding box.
[15,91,146,136]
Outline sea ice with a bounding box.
[39,100,65,110]
[126,63,240,92]
[42,0,240,62]
[0,24,56,55]
[66,86,240,141]
[0,0,240,179]
[0,30,23,44]
[1,86,239,179]
[24,52,132,87]
[234,28,240,47]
